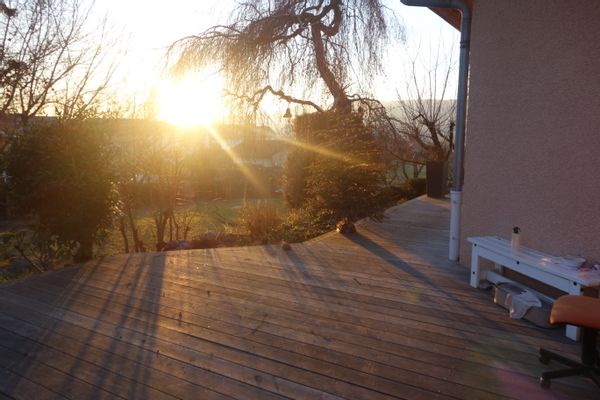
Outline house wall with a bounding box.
[461,0,600,264]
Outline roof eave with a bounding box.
[429,0,473,31]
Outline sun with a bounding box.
[157,72,224,127]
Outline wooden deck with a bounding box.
[0,196,597,399]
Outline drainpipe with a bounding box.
[400,0,471,262]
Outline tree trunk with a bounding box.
[125,205,141,252]
[155,212,168,251]
[74,237,94,263]
[414,164,424,178]
[118,216,130,253]
[310,20,350,112]
[401,163,410,180]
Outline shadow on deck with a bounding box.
[0,196,596,399]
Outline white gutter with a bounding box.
[400,0,471,261]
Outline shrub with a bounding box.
[5,120,117,263]
[0,229,71,272]
[401,177,427,199]
[238,200,282,243]
[277,207,337,243]
[283,148,311,208]
[284,111,386,221]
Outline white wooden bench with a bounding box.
[468,236,600,340]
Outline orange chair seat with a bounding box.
[550,295,600,330]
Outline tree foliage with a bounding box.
[285,111,386,221]
[5,120,116,262]
[170,0,403,112]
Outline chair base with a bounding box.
[539,348,600,389]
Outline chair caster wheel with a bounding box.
[540,377,551,388]
[539,355,550,365]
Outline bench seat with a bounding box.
[467,236,600,340]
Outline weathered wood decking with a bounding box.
[0,196,597,399]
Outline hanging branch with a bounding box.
[226,85,324,113]
[168,0,403,113]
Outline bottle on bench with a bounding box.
[511,226,521,252]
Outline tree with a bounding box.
[0,1,16,17]
[171,1,404,222]
[285,111,386,220]
[109,120,148,254]
[144,134,186,251]
[394,48,457,163]
[5,120,116,263]
[0,0,116,123]
[169,0,403,113]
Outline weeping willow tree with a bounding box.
[169,0,404,113]
[170,1,405,223]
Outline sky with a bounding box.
[97,0,460,124]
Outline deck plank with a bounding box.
[0,290,446,400]
[7,272,587,398]
[0,280,525,399]
[0,196,597,399]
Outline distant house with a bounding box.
[0,113,52,129]
[427,1,600,263]
[204,124,288,168]
[231,139,289,168]
[208,124,277,151]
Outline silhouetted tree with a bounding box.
[394,47,457,163]
[0,1,16,17]
[171,1,406,222]
[284,111,386,220]
[5,120,116,263]
[170,0,403,113]
[0,0,116,123]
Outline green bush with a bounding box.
[5,120,117,263]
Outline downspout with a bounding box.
[400,0,471,262]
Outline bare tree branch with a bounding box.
[0,1,16,17]
[393,44,457,162]
[168,0,404,114]
[228,85,324,113]
[0,0,115,123]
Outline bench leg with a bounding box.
[470,245,483,288]
[566,282,582,341]
[494,262,504,275]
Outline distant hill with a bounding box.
[381,99,456,120]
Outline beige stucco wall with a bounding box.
[460,0,600,265]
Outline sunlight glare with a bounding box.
[157,72,224,127]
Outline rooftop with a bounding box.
[232,139,288,160]
[0,197,595,399]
